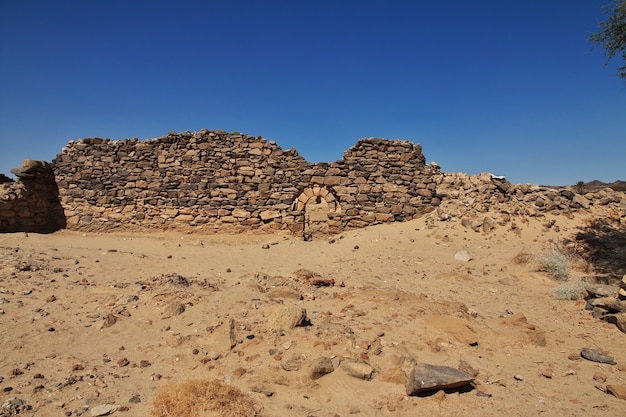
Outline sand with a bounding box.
[1,210,625,416]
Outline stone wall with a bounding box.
[2,129,623,236]
[50,130,441,234]
[0,160,66,233]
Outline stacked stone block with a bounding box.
[49,130,439,234]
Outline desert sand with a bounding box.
[1,208,625,417]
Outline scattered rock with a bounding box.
[309,357,334,380]
[1,397,27,415]
[581,347,617,365]
[281,354,305,371]
[513,374,524,381]
[90,403,118,416]
[586,284,617,298]
[101,314,118,329]
[454,250,471,262]
[593,372,608,382]
[163,302,185,317]
[266,305,309,331]
[541,368,553,379]
[406,364,474,395]
[341,361,374,381]
[604,313,626,334]
[607,384,626,400]
[207,319,237,353]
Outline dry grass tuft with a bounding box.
[536,249,571,281]
[151,379,260,417]
[512,251,534,265]
[551,280,587,300]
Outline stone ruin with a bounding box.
[1,129,625,235]
[0,160,66,233]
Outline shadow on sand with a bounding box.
[569,217,626,282]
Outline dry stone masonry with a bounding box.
[0,160,65,233]
[1,129,624,235]
[49,130,440,234]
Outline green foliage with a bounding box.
[576,181,585,194]
[590,0,626,80]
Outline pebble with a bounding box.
[513,374,524,381]
[541,368,553,379]
[593,372,607,382]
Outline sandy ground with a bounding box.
[1,211,625,417]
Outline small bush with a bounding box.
[151,379,260,417]
[536,249,571,281]
[552,280,587,300]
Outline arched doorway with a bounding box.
[295,186,340,238]
[305,196,329,235]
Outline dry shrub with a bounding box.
[536,249,571,281]
[551,280,587,300]
[512,251,534,265]
[151,379,260,417]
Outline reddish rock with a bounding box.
[607,384,626,400]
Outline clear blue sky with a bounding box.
[1,0,624,185]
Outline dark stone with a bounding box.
[581,347,617,365]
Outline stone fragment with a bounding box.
[91,403,118,416]
[607,384,626,400]
[163,302,185,317]
[281,354,305,371]
[604,313,626,334]
[207,319,237,354]
[266,305,309,331]
[593,372,607,382]
[341,361,374,380]
[309,357,334,380]
[586,284,618,298]
[101,314,118,329]
[406,364,474,396]
[572,194,590,209]
[454,250,471,262]
[581,348,617,365]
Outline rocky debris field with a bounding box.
[1,206,626,416]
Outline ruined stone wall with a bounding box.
[0,161,66,233]
[50,130,440,234]
[3,129,621,236]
